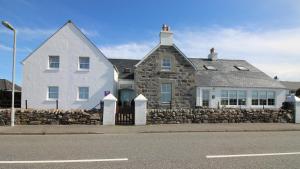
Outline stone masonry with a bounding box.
[135,45,195,109]
[0,109,102,125]
[147,108,294,124]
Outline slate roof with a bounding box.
[190,58,286,89]
[108,59,140,80]
[0,79,22,92]
[280,81,300,91]
[108,57,286,89]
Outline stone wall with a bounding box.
[135,45,195,109]
[147,108,294,124]
[0,109,102,125]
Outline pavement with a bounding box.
[0,131,300,169]
[0,123,300,135]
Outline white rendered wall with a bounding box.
[196,87,288,109]
[22,23,117,110]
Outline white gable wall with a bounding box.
[22,23,116,110]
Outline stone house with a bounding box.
[112,25,288,109]
[22,21,288,110]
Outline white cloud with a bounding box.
[100,42,155,59]
[0,44,32,53]
[100,26,300,81]
[80,28,99,37]
[0,27,99,40]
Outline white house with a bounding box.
[22,20,118,110]
[193,49,288,109]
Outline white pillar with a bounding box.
[134,94,148,125]
[103,94,117,125]
[293,96,300,124]
[286,95,300,123]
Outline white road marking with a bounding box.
[0,158,128,164]
[206,152,300,159]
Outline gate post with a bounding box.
[134,94,148,125]
[286,95,300,123]
[293,95,300,123]
[103,94,117,125]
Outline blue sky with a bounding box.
[1,0,300,85]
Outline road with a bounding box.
[0,131,300,169]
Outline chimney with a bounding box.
[208,48,218,61]
[160,24,173,46]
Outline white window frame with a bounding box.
[48,56,60,69]
[221,90,247,106]
[251,90,276,106]
[161,83,172,103]
[78,57,90,70]
[161,57,171,71]
[78,87,89,100]
[202,89,210,107]
[48,86,59,100]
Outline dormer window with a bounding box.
[204,65,217,71]
[123,68,131,73]
[235,66,249,71]
[161,58,171,71]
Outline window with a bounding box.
[221,90,228,105]
[161,58,171,71]
[259,91,267,105]
[234,66,249,71]
[267,91,275,105]
[48,86,58,99]
[79,57,90,70]
[123,68,131,73]
[202,90,210,107]
[161,83,172,103]
[238,91,247,105]
[204,65,217,71]
[221,90,247,106]
[252,91,259,105]
[78,87,89,100]
[252,91,276,106]
[229,90,237,105]
[49,56,59,69]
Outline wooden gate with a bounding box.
[115,101,135,125]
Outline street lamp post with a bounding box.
[2,21,16,127]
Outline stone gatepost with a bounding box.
[134,94,148,125]
[103,93,117,125]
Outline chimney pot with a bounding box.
[208,47,218,61]
[162,24,170,32]
[160,24,173,46]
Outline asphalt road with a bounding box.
[0,131,300,169]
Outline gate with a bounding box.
[115,101,135,125]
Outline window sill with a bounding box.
[76,99,88,101]
[77,69,90,72]
[45,99,58,102]
[46,68,59,71]
[159,70,175,74]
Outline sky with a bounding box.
[0,0,300,85]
